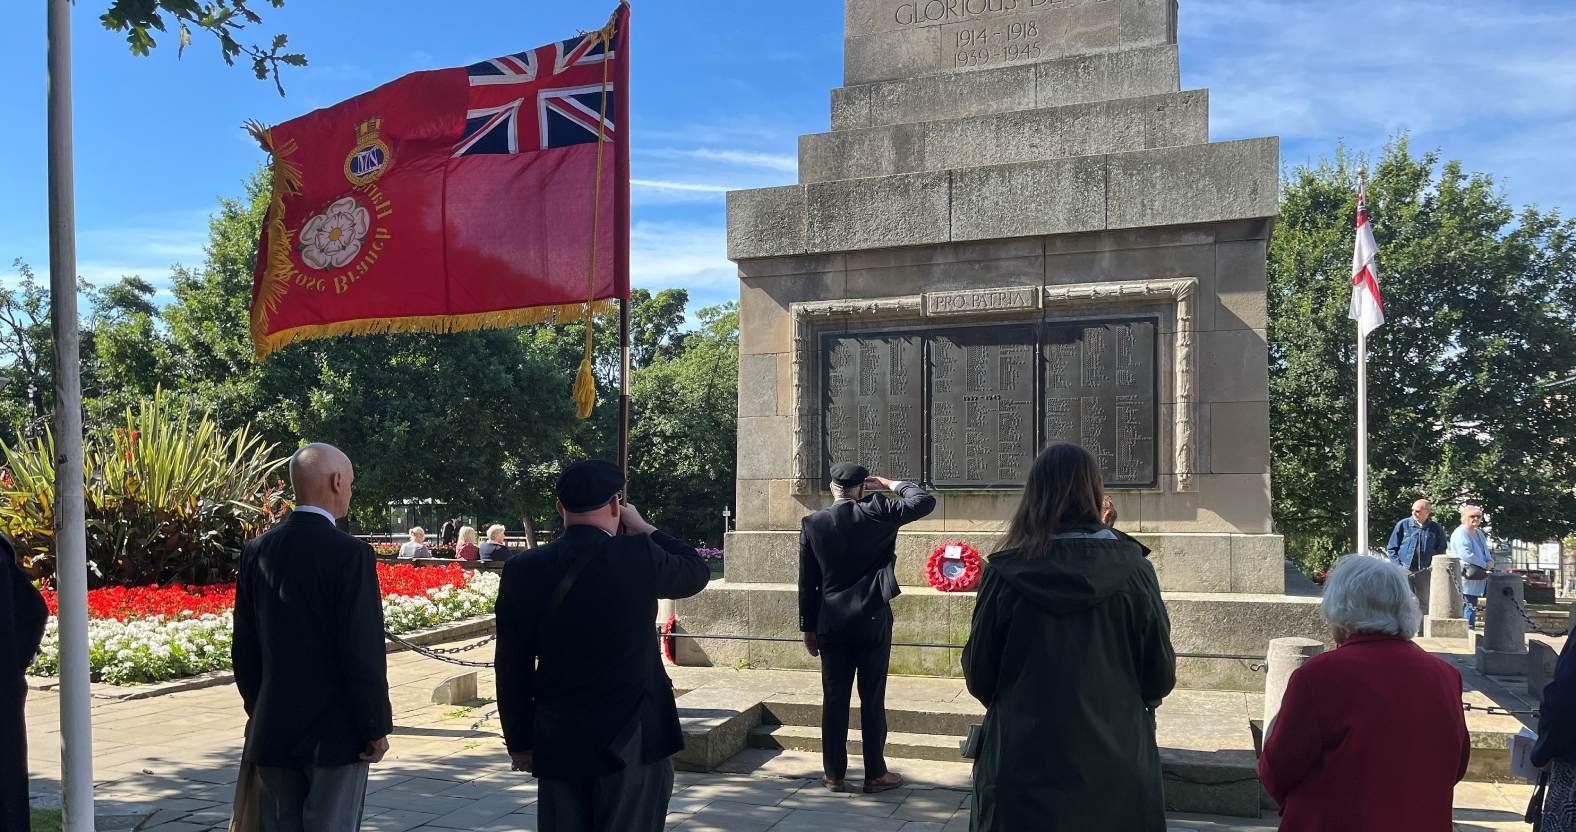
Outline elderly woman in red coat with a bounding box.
[1258,553,1469,830]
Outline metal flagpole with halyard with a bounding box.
[1349,169,1385,555]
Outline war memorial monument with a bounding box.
[674,0,1330,690]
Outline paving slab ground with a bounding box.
[23,636,1540,831]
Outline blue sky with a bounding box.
[2,1,1573,318]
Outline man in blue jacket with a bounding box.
[1386,499,1448,573]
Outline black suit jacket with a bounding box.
[233,511,393,767]
[494,525,708,779]
[799,482,937,639]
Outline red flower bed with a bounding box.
[41,584,236,621]
[41,562,469,621]
[376,561,466,596]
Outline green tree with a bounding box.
[627,302,738,546]
[99,0,305,94]
[0,261,54,441]
[86,276,173,416]
[1270,138,1576,573]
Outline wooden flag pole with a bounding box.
[619,296,631,479]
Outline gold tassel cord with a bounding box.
[572,15,618,420]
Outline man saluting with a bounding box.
[494,460,709,832]
[799,463,936,794]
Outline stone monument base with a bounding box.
[672,581,1328,692]
[723,530,1287,594]
[1425,616,1470,640]
[1476,646,1530,677]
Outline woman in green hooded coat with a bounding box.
[962,443,1176,831]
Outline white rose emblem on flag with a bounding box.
[299,196,371,270]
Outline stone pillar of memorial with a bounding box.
[676,0,1335,688]
[1262,637,1324,730]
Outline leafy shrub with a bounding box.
[1287,532,1343,580]
[0,389,288,586]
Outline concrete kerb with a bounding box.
[25,613,498,701]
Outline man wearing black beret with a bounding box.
[799,462,935,794]
[494,459,709,832]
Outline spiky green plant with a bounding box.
[0,389,288,586]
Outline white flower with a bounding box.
[299,196,370,270]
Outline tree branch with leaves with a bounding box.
[99,0,306,95]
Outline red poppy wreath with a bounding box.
[926,541,983,592]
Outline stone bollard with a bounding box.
[1530,640,1560,702]
[1475,574,1530,676]
[1263,637,1325,730]
[431,671,478,705]
[1424,555,1469,639]
[1409,568,1432,635]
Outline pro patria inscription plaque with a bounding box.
[820,318,1158,489]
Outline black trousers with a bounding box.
[537,720,673,832]
[1,680,27,832]
[818,619,892,781]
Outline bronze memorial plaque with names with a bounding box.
[822,332,925,484]
[819,317,1157,489]
[1043,318,1158,488]
[930,325,1038,488]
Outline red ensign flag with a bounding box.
[248,3,630,368]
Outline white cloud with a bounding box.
[639,147,797,173]
[1182,0,1576,211]
[630,221,734,294]
[632,179,734,194]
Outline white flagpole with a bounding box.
[1356,331,1369,554]
[47,0,97,828]
[1354,168,1370,556]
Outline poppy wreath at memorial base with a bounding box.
[926,541,983,593]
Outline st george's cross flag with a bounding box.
[1348,187,1384,337]
[247,3,630,378]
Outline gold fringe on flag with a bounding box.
[251,300,617,360]
[244,119,304,361]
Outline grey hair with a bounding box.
[829,482,859,499]
[1321,554,1422,640]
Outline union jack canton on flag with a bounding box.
[457,29,620,156]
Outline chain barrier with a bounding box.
[1506,590,1570,639]
[386,627,1271,675]
[662,632,1269,672]
[384,630,496,668]
[1463,701,1540,718]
